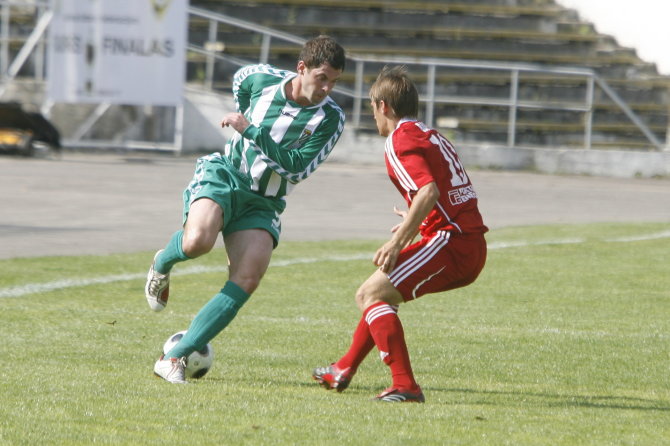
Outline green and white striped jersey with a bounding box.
[223,64,345,198]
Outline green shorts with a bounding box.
[182,153,287,247]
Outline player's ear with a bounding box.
[380,100,391,116]
[296,60,306,75]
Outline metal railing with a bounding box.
[186,6,665,151]
[1,1,666,151]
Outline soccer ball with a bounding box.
[162,330,214,379]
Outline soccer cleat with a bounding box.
[145,250,170,312]
[153,355,188,384]
[373,386,425,403]
[312,363,352,392]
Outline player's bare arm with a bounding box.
[374,182,440,273]
[221,112,250,134]
[390,205,408,234]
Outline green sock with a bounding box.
[165,281,250,359]
[155,230,190,274]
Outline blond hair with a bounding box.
[369,65,419,118]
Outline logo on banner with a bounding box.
[151,0,172,19]
[47,0,187,106]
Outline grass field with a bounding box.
[1,223,669,445]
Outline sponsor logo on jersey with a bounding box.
[281,110,297,119]
[448,185,477,205]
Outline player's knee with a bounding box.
[355,284,380,312]
[228,273,262,295]
[182,230,216,258]
[355,272,403,311]
[354,288,366,311]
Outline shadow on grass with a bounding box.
[287,379,669,411]
[432,386,670,412]
[203,376,669,413]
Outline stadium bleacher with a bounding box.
[1,0,667,151]
[189,0,669,150]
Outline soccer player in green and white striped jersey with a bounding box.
[225,62,344,197]
[147,36,346,383]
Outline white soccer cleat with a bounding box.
[153,355,188,384]
[145,250,170,312]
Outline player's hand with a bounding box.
[373,240,402,273]
[390,206,407,233]
[221,113,251,134]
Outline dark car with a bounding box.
[0,102,61,156]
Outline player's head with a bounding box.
[299,35,346,71]
[369,65,419,120]
[295,35,345,105]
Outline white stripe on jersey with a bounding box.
[435,201,463,233]
[251,84,278,125]
[389,231,451,285]
[288,105,333,183]
[435,201,451,223]
[248,101,334,185]
[385,136,417,194]
[233,64,286,112]
[264,169,283,196]
[271,103,301,143]
[365,304,398,325]
[249,155,268,192]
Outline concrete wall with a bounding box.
[329,128,670,178]
[453,143,670,178]
[182,87,236,153]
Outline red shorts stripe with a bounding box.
[388,231,487,301]
[389,231,450,285]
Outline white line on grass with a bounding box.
[605,229,670,243]
[487,238,586,249]
[1,231,668,299]
[0,254,371,298]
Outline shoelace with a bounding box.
[170,357,187,380]
[149,273,168,293]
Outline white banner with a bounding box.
[47,0,188,106]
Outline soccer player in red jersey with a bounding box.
[313,66,488,402]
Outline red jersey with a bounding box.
[384,119,488,236]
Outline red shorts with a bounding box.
[388,230,487,301]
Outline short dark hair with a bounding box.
[369,65,419,119]
[299,35,346,71]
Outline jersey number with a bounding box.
[430,133,469,187]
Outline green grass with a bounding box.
[1,223,669,445]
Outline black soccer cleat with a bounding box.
[374,386,425,403]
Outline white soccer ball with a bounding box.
[162,330,214,379]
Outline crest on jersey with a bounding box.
[288,129,313,149]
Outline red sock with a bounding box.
[335,315,375,373]
[365,302,418,391]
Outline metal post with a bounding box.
[584,75,594,150]
[352,60,364,128]
[70,103,111,142]
[425,64,436,128]
[6,9,52,78]
[35,5,46,81]
[1,2,9,79]
[593,75,663,150]
[205,19,218,90]
[507,69,519,147]
[260,33,271,64]
[174,104,184,153]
